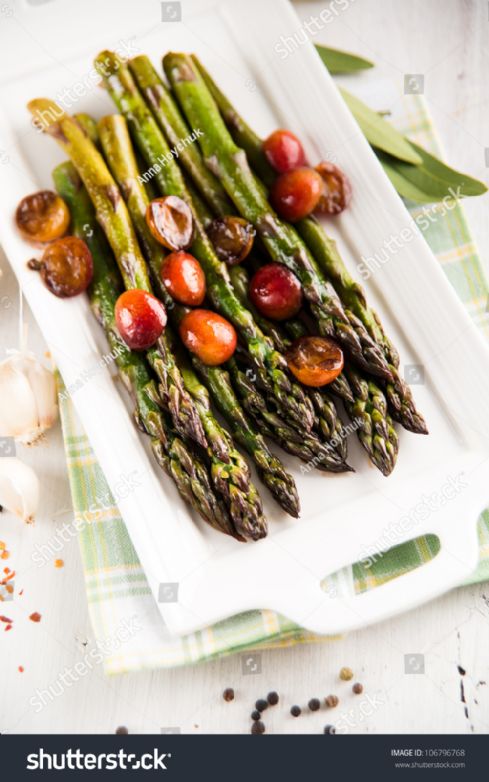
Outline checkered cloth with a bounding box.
[58,94,489,672]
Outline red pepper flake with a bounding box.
[0,541,6,551]
[54,559,64,569]
[19,589,24,596]
[0,615,13,623]
[6,585,13,594]
[5,624,12,632]
[18,666,24,673]
[1,570,16,585]
[1,550,10,560]
[29,612,41,623]
[4,567,10,574]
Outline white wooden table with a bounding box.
[1,0,488,735]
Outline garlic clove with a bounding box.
[0,351,58,445]
[0,357,39,440]
[0,457,40,524]
[22,354,58,434]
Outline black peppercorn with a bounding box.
[267,691,279,706]
[323,724,336,734]
[223,687,235,702]
[290,705,301,717]
[251,720,265,734]
[308,698,321,711]
[352,682,363,694]
[255,698,268,712]
[251,710,261,721]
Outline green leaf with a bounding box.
[315,45,374,74]
[377,149,487,203]
[339,87,422,165]
[377,154,444,203]
[406,141,487,197]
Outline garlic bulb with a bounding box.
[0,350,58,444]
[0,457,40,524]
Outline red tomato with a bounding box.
[249,264,302,321]
[270,167,323,222]
[161,251,206,306]
[285,336,344,387]
[28,236,93,298]
[146,196,194,251]
[179,309,237,366]
[315,161,352,215]
[262,129,306,173]
[115,289,167,350]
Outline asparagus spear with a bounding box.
[229,264,349,465]
[163,52,392,382]
[28,98,207,452]
[283,308,398,475]
[52,161,235,536]
[129,54,234,217]
[93,51,314,434]
[227,357,348,473]
[170,339,266,540]
[98,115,274,535]
[192,55,427,435]
[97,112,298,517]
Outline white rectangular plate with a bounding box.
[1,0,489,637]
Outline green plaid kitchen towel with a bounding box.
[58,92,489,673]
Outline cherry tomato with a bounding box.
[161,251,206,306]
[115,289,167,351]
[207,216,255,266]
[262,129,306,173]
[179,309,237,366]
[285,336,344,387]
[315,161,352,215]
[146,196,194,251]
[249,264,302,321]
[16,190,70,244]
[270,167,323,222]
[27,236,93,298]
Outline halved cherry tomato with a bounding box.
[27,236,93,298]
[161,251,206,306]
[285,336,344,387]
[315,161,352,215]
[207,216,255,265]
[179,309,237,366]
[270,167,323,222]
[249,264,302,321]
[115,289,167,351]
[262,129,306,173]
[16,191,70,244]
[146,196,194,251]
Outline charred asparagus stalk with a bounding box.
[52,161,234,535]
[229,264,349,465]
[97,112,298,518]
[28,97,207,451]
[93,50,315,434]
[163,52,392,381]
[191,55,427,435]
[129,54,234,216]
